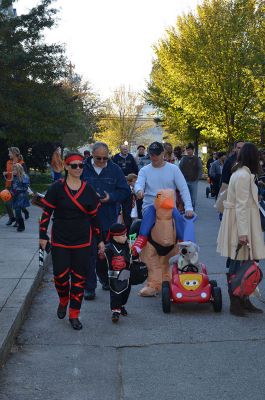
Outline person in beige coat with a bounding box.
[217,142,265,316]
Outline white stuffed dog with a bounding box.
[169,241,200,269]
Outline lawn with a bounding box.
[29,171,53,193]
[0,171,53,217]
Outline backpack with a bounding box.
[229,259,263,298]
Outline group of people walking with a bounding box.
[37,140,199,329]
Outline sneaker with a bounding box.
[112,312,120,323]
[121,306,128,316]
[131,235,148,256]
[84,289,96,301]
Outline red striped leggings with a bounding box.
[51,246,91,319]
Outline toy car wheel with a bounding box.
[212,286,222,312]
[209,280,217,288]
[206,187,210,198]
[162,281,171,313]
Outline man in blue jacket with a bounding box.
[82,142,130,297]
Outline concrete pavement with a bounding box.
[1,183,265,400]
[0,205,45,366]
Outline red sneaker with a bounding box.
[131,235,148,256]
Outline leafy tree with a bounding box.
[0,0,99,151]
[146,0,265,147]
[95,86,152,153]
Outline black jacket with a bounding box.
[221,153,237,184]
[39,179,101,247]
[112,153,138,176]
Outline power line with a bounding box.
[99,117,157,122]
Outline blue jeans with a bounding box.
[187,181,198,210]
[139,205,186,241]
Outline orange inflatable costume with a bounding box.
[139,189,179,296]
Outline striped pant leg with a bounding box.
[51,247,71,307]
[69,247,91,319]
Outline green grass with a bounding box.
[29,170,53,185]
[0,171,52,216]
[30,183,50,193]
[0,201,5,216]
[29,171,53,195]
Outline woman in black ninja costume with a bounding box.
[39,152,104,330]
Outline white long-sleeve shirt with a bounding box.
[134,162,193,212]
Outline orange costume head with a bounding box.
[154,189,175,220]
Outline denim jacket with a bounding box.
[82,159,130,232]
[11,175,30,209]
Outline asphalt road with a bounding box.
[1,182,265,400]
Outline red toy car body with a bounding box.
[162,262,222,313]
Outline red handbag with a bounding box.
[229,245,263,298]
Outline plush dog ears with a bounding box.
[179,241,200,253]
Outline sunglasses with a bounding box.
[69,163,83,170]
[94,156,108,161]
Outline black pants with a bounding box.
[110,285,131,311]
[51,246,90,318]
[5,201,14,220]
[211,175,221,199]
[96,231,109,286]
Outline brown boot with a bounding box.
[241,297,263,313]
[230,295,247,317]
[227,273,247,317]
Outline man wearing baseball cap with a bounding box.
[132,141,193,253]
[135,141,192,212]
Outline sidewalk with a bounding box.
[0,205,45,366]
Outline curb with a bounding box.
[0,252,50,367]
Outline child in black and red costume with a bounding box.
[105,223,131,323]
[39,152,104,330]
